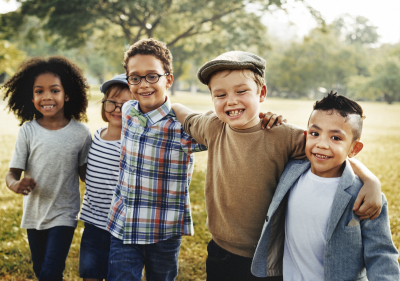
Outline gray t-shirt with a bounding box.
[9,119,92,230]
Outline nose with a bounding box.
[139,78,150,87]
[316,138,329,149]
[115,105,122,112]
[227,95,238,106]
[42,90,52,100]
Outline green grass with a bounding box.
[1,90,399,280]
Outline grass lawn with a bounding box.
[1,90,399,280]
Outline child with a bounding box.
[3,56,92,281]
[105,38,207,281]
[171,51,382,281]
[251,93,400,280]
[79,74,132,281]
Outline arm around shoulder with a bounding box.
[362,194,400,280]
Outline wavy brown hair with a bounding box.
[2,56,89,125]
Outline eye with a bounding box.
[51,89,60,93]
[237,90,248,94]
[147,74,158,79]
[34,90,43,94]
[331,136,341,141]
[216,94,226,98]
[310,132,318,137]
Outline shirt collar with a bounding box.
[133,96,171,127]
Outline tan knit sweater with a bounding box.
[184,111,305,257]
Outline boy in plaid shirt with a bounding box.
[106,39,207,281]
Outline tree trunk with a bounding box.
[170,79,176,96]
[384,93,394,104]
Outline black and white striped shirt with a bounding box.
[80,127,121,230]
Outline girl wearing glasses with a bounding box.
[79,74,133,281]
[3,56,92,281]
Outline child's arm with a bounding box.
[348,158,382,220]
[172,104,287,130]
[6,168,37,195]
[171,103,195,125]
[79,164,87,182]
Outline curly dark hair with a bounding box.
[2,56,89,126]
[123,38,173,75]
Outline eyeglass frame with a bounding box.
[101,100,126,113]
[126,73,170,85]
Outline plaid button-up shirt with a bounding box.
[107,97,206,244]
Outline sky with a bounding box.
[1,0,399,45]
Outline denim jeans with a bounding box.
[206,240,283,281]
[27,226,75,281]
[79,222,111,279]
[108,235,182,281]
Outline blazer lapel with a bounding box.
[269,161,311,215]
[326,160,354,242]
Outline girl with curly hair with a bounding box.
[3,56,92,281]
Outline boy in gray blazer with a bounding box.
[251,92,399,281]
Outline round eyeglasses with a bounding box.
[126,73,169,85]
[102,100,126,113]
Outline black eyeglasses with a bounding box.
[126,73,169,85]
[102,100,126,113]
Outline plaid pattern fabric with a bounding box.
[107,97,206,244]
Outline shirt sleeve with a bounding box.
[78,128,92,166]
[289,125,307,160]
[9,125,29,170]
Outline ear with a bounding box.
[348,141,363,158]
[166,74,174,90]
[304,130,307,139]
[259,85,267,102]
[64,94,70,102]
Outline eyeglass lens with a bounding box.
[103,101,122,113]
[128,73,162,85]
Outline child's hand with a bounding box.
[259,112,287,129]
[11,177,37,195]
[353,179,382,220]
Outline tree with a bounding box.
[4,0,318,86]
[0,40,26,82]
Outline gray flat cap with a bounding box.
[100,73,128,94]
[197,51,266,85]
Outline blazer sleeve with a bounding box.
[362,193,400,280]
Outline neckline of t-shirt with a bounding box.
[33,119,73,132]
[228,120,262,133]
[98,127,121,143]
[306,168,341,183]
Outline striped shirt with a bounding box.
[107,97,206,244]
[80,128,121,230]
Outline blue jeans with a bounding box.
[27,226,75,281]
[206,240,283,281]
[108,235,182,281]
[79,222,111,279]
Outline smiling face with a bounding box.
[305,110,363,178]
[32,73,69,120]
[209,69,266,130]
[126,54,173,114]
[104,88,132,129]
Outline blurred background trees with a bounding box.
[0,0,399,103]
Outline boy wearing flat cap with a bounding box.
[171,51,382,281]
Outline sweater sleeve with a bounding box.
[183,110,222,146]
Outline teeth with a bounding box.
[141,92,153,96]
[42,105,54,109]
[228,109,243,116]
[315,154,328,159]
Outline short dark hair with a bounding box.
[101,83,131,122]
[312,91,365,140]
[123,38,173,75]
[2,56,89,125]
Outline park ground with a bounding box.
[1,90,400,280]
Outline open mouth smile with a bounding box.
[139,91,154,97]
[41,105,55,110]
[226,109,244,117]
[313,153,331,160]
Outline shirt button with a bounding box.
[265,215,269,222]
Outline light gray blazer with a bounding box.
[251,159,400,281]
